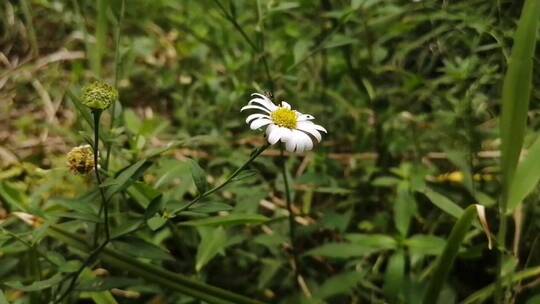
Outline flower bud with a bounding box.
[67,145,95,174]
[81,81,118,111]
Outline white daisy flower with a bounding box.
[241,93,327,153]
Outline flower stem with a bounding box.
[176,144,270,214]
[92,110,110,242]
[280,144,301,286]
[54,110,111,303]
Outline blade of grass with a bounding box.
[47,226,264,304]
[91,0,108,77]
[499,0,540,210]
[422,205,478,304]
[507,134,540,211]
[497,1,540,301]
[461,266,540,304]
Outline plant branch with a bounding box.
[280,144,301,286]
[176,144,270,214]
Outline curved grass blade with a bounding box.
[461,266,540,304]
[499,0,540,209]
[422,205,478,304]
[507,134,540,211]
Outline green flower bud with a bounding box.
[67,145,95,174]
[81,81,118,111]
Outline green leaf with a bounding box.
[111,218,144,239]
[0,290,8,304]
[499,0,540,209]
[86,291,119,304]
[196,226,228,272]
[384,250,405,301]
[314,271,363,300]
[190,159,209,194]
[144,195,164,219]
[305,242,389,259]
[5,273,63,291]
[147,216,167,231]
[421,188,463,219]
[124,109,142,134]
[180,214,269,227]
[68,89,94,129]
[47,226,263,304]
[105,160,153,200]
[422,205,477,304]
[405,235,446,256]
[394,184,417,236]
[51,211,102,223]
[507,135,540,211]
[0,182,28,211]
[190,202,233,214]
[344,234,398,250]
[113,237,173,261]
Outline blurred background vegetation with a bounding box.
[1,0,540,303]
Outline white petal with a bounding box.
[251,93,272,101]
[267,127,292,145]
[297,114,315,121]
[241,105,272,114]
[297,122,322,142]
[312,124,327,133]
[293,130,313,152]
[249,94,277,111]
[266,124,277,136]
[280,128,293,143]
[250,118,272,130]
[246,113,270,123]
[285,137,296,152]
[268,128,283,145]
[281,101,292,110]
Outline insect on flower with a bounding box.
[241,93,327,153]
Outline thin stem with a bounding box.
[176,144,270,214]
[210,0,273,91]
[104,0,125,171]
[280,144,300,284]
[93,111,110,242]
[55,110,111,303]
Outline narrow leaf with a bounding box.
[499,0,540,208]
[507,135,540,211]
[180,214,269,227]
[190,159,209,194]
[422,205,477,304]
[196,227,228,272]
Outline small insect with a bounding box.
[264,90,274,99]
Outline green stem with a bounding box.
[93,111,110,242]
[47,226,264,304]
[176,144,270,214]
[55,111,111,303]
[280,145,300,285]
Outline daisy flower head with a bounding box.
[241,93,327,153]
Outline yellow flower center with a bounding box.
[271,108,297,129]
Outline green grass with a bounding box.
[0,0,540,303]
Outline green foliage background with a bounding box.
[1,0,540,303]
